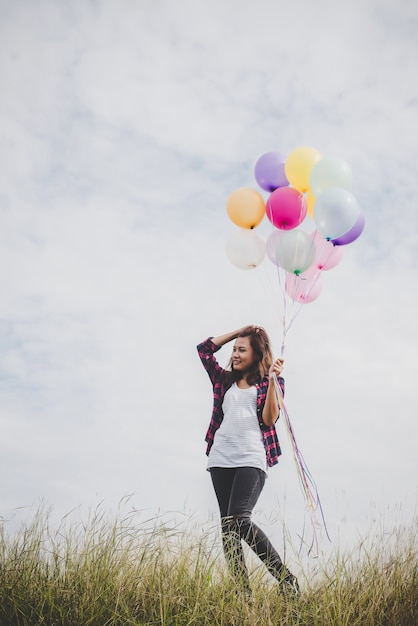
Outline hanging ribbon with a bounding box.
[273,374,331,553]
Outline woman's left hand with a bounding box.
[269,358,284,379]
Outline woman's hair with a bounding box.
[228,325,274,385]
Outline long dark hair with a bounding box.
[228,325,274,386]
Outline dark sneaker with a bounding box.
[241,586,253,603]
[279,572,300,596]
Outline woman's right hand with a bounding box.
[269,358,284,379]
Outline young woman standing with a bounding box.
[197,325,299,598]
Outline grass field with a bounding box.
[0,506,416,625]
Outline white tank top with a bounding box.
[207,383,267,474]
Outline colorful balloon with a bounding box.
[286,269,323,303]
[265,230,282,265]
[305,190,316,219]
[284,146,322,192]
[332,209,366,245]
[254,151,288,192]
[274,229,316,275]
[314,187,360,240]
[226,187,266,229]
[266,187,306,230]
[226,228,265,270]
[311,230,344,270]
[310,157,353,197]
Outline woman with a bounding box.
[197,325,299,598]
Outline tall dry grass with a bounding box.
[0,506,416,625]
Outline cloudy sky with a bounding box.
[1,0,417,566]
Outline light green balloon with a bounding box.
[275,230,316,275]
[310,157,353,197]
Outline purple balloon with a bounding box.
[254,152,288,192]
[332,209,365,245]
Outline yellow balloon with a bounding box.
[306,190,316,219]
[285,146,322,192]
[226,187,266,229]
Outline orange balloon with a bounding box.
[226,187,266,229]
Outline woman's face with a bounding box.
[231,336,255,374]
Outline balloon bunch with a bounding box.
[225,147,365,552]
[225,146,365,353]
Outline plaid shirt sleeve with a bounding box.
[256,377,284,467]
[196,337,224,384]
[197,337,231,455]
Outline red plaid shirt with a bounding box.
[197,337,283,468]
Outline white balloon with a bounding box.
[226,229,265,270]
[314,187,360,240]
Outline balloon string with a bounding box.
[264,228,339,353]
[274,230,341,346]
[258,264,287,347]
[280,233,319,335]
[275,264,288,332]
[284,268,321,334]
[273,374,331,551]
[284,233,341,333]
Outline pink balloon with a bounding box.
[311,230,344,270]
[285,270,323,304]
[266,187,306,230]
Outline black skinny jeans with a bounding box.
[210,467,285,588]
